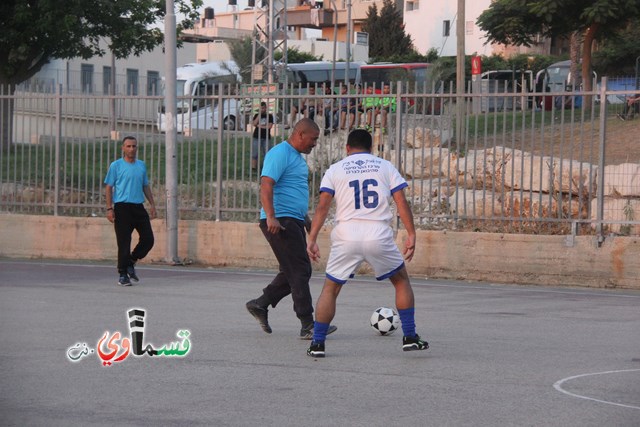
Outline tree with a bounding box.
[361,0,415,62]
[0,0,202,149]
[592,17,640,76]
[274,47,322,64]
[477,0,640,94]
[228,33,267,84]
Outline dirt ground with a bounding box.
[502,115,640,166]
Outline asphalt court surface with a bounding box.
[1,258,639,426]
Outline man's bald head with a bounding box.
[289,118,320,155]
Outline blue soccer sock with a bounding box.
[398,307,416,337]
[312,321,330,343]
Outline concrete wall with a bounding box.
[1,214,638,290]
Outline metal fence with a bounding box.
[1,80,639,237]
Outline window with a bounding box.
[126,68,139,95]
[103,66,112,95]
[406,0,419,11]
[147,71,160,96]
[81,64,94,93]
[443,20,450,37]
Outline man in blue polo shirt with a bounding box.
[104,136,156,286]
[246,118,336,339]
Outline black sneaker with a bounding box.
[403,334,429,351]
[127,265,139,282]
[307,341,325,358]
[299,324,338,340]
[118,274,131,286]
[246,299,272,334]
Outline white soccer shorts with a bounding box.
[325,220,405,284]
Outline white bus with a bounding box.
[280,61,363,88]
[157,61,242,133]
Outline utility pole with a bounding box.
[345,0,352,85]
[455,0,465,148]
[165,0,180,264]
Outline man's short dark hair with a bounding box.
[347,129,372,151]
[122,135,137,144]
[260,101,267,107]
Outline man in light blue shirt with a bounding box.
[104,136,156,286]
[246,118,336,339]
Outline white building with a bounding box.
[26,41,197,95]
[403,0,548,57]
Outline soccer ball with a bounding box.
[370,307,400,335]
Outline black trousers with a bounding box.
[259,217,313,322]
[113,203,154,274]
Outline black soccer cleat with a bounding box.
[246,299,272,334]
[307,341,325,358]
[402,334,429,352]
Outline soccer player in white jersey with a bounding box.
[305,129,429,357]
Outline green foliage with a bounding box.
[477,0,640,86]
[592,17,640,75]
[361,0,416,61]
[369,51,433,64]
[477,0,640,46]
[0,0,203,86]
[424,48,440,63]
[274,47,323,64]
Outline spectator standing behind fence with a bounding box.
[245,118,337,339]
[618,94,640,121]
[104,136,156,287]
[305,129,429,358]
[251,102,275,171]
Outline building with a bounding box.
[403,0,554,57]
[26,41,197,95]
[182,0,373,68]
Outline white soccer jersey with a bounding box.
[319,152,408,223]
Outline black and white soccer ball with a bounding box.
[370,307,400,335]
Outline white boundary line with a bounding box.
[553,369,640,410]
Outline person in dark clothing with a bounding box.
[104,136,156,286]
[245,119,337,339]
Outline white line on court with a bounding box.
[553,369,640,410]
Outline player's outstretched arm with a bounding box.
[307,191,333,262]
[393,190,416,262]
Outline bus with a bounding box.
[157,61,242,134]
[360,63,434,90]
[279,61,363,87]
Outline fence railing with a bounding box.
[1,80,639,237]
